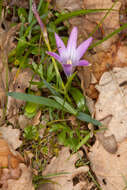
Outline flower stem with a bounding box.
[32,1,64,88]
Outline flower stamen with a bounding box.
[67,60,72,65]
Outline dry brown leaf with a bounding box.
[78,66,98,99]
[0,24,20,53]
[95,67,127,143]
[3,163,34,190]
[0,134,32,190]
[38,147,89,190]
[84,0,121,51]
[0,138,13,168]
[78,42,127,99]
[118,0,127,35]
[68,115,78,127]
[114,45,127,66]
[7,0,29,8]
[0,166,22,189]
[0,26,10,108]
[0,137,23,169]
[0,79,6,108]
[11,67,39,92]
[78,44,115,98]
[84,44,116,82]
[69,16,100,43]
[0,125,24,189]
[53,0,84,11]
[84,0,121,32]
[0,125,22,149]
[68,0,121,52]
[86,67,127,190]
[0,23,21,91]
[18,111,42,129]
[88,139,127,190]
[32,110,41,126]
[18,115,31,130]
[89,44,127,81]
[5,0,40,8]
[95,114,118,154]
[0,23,21,124]
[7,67,40,120]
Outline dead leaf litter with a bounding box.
[1,0,127,190]
[38,147,96,190]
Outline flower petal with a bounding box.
[55,33,66,56]
[77,60,90,66]
[76,37,93,60]
[67,27,78,50]
[62,64,73,77]
[46,51,62,63]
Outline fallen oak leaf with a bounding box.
[38,147,90,190]
[95,67,127,142]
[3,164,34,190]
[0,131,34,190]
[7,67,40,123]
[87,67,127,189]
[97,114,118,154]
[0,165,22,190]
[88,139,127,190]
[0,125,22,150]
[53,0,84,12]
[0,137,23,169]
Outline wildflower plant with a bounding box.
[6,0,124,188]
[47,27,92,77]
[32,0,92,77]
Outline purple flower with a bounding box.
[47,27,92,77]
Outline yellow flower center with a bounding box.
[67,60,72,65]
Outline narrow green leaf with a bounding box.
[55,9,117,25]
[70,87,85,111]
[15,36,28,57]
[43,79,60,96]
[43,172,70,178]
[77,112,101,126]
[47,63,55,82]
[50,123,70,132]
[37,0,44,12]
[76,133,90,150]
[52,96,77,115]
[89,0,118,38]
[89,23,127,49]
[8,93,101,126]
[28,0,33,23]
[0,0,3,18]
[65,72,77,93]
[58,131,66,145]
[23,125,39,140]
[28,0,33,38]
[8,92,62,109]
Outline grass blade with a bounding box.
[77,112,101,126]
[55,9,117,25]
[70,87,85,111]
[8,92,62,109]
[89,23,127,49]
[0,0,2,18]
[76,133,90,150]
[89,0,118,37]
[8,93,101,125]
[43,79,60,96]
[65,72,77,93]
[52,96,77,115]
